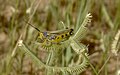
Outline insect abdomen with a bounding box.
[48,29,74,44]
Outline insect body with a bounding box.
[37,28,73,46]
[25,21,73,46]
[47,29,73,44]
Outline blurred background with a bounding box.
[0,0,120,75]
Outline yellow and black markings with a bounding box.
[25,21,74,45]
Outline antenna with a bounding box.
[23,20,40,32]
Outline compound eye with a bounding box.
[69,29,73,35]
[69,32,72,35]
[71,29,73,31]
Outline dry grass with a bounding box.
[0,0,120,75]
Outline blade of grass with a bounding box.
[5,0,41,74]
[19,42,45,67]
[113,0,120,31]
[98,55,111,75]
[73,13,92,40]
[12,0,41,64]
[101,4,114,29]
[75,0,91,32]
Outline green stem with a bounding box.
[82,53,98,75]
[98,55,111,74]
